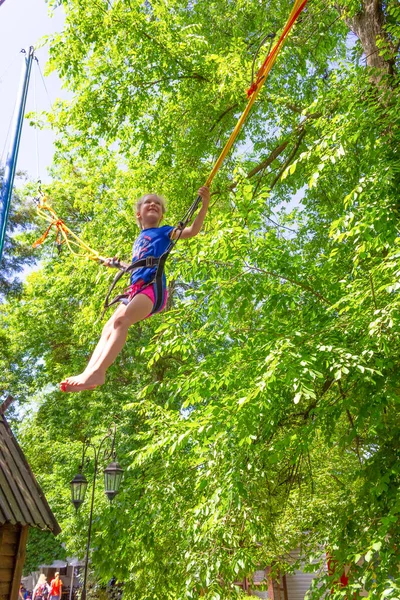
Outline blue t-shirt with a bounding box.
[130,225,174,286]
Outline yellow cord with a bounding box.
[33,194,105,263]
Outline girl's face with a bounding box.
[137,195,164,227]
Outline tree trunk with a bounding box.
[341,0,394,78]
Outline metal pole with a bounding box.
[0,46,35,261]
[73,427,119,600]
[68,564,74,600]
[81,449,98,600]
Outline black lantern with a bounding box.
[70,472,88,511]
[103,461,124,502]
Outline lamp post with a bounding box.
[69,425,123,600]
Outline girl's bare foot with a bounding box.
[60,369,106,392]
[60,374,81,385]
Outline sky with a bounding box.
[0,0,67,184]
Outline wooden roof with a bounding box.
[0,413,61,534]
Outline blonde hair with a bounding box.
[36,574,47,586]
[135,193,167,228]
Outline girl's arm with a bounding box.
[172,186,210,240]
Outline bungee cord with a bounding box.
[33,192,106,263]
[204,0,308,188]
[250,32,277,92]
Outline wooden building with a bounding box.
[0,397,60,600]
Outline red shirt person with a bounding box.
[49,573,63,599]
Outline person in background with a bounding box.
[49,572,63,600]
[32,575,50,600]
[19,584,25,599]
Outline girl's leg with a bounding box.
[59,304,127,385]
[87,294,152,373]
[84,304,127,372]
[60,293,153,392]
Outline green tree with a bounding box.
[0,169,36,297]
[23,529,67,576]
[2,0,399,598]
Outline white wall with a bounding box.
[285,549,321,600]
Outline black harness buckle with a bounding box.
[145,257,155,267]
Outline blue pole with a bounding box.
[0,46,35,262]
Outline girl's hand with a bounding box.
[104,256,130,269]
[103,256,120,268]
[198,186,210,207]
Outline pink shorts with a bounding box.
[127,280,168,318]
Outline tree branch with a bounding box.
[269,129,307,190]
[369,272,377,310]
[209,104,239,132]
[246,141,289,179]
[132,73,209,90]
[243,262,332,305]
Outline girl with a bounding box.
[60,186,210,392]
[32,575,50,600]
[49,572,63,600]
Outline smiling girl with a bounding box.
[60,186,210,392]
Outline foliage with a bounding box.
[23,528,67,576]
[0,169,36,298]
[2,0,399,599]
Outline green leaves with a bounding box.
[1,0,399,597]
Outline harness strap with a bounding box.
[103,256,159,313]
[151,246,173,313]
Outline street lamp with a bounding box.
[103,461,124,502]
[69,472,88,511]
[70,425,123,600]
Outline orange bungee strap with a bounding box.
[204,0,308,188]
